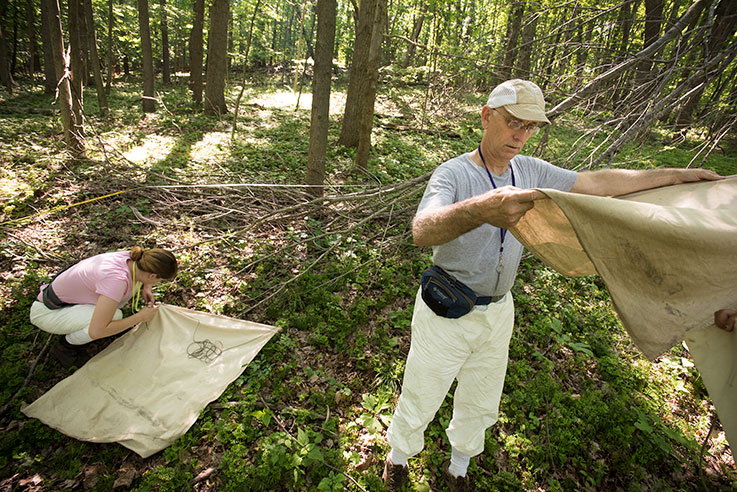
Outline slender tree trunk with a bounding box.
[189,0,204,104]
[0,7,14,92]
[84,0,107,115]
[40,0,56,93]
[160,0,170,84]
[338,0,379,147]
[402,1,426,68]
[26,0,37,78]
[68,0,85,135]
[500,1,524,81]
[353,0,386,171]
[138,0,156,112]
[45,0,84,157]
[516,10,538,78]
[105,0,113,93]
[306,0,337,196]
[204,0,229,115]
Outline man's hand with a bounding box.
[471,186,544,229]
[714,309,737,332]
[413,186,544,247]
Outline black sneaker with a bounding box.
[382,458,408,491]
[50,336,88,369]
[443,461,471,492]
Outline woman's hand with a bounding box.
[142,285,156,306]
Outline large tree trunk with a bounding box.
[204,0,229,115]
[137,0,156,113]
[160,0,170,85]
[84,0,108,115]
[338,0,379,148]
[306,0,337,196]
[44,0,84,157]
[68,0,85,136]
[39,0,56,94]
[353,0,386,171]
[189,0,204,104]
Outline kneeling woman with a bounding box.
[30,246,178,366]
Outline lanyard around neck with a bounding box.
[477,145,515,247]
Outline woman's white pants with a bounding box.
[386,288,514,457]
[30,300,123,344]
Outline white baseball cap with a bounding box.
[486,79,550,123]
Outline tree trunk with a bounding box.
[204,0,229,115]
[189,0,204,104]
[84,0,108,115]
[516,10,538,79]
[26,0,37,78]
[402,1,426,68]
[160,0,170,84]
[353,0,386,171]
[0,7,15,92]
[500,1,524,81]
[44,0,84,157]
[306,0,337,196]
[39,0,56,94]
[338,0,379,148]
[676,0,737,125]
[68,0,85,135]
[105,0,113,93]
[137,0,156,113]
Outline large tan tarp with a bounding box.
[511,175,737,446]
[23,304,279,458]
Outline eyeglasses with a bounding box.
[493,108,541,135]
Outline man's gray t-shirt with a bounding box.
[417,153,577,296]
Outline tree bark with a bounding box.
[137,0,156,113]
[39,0,56,93]
[105,0,113,93]
[402,1,426,68]
[189,0,204,104]
[204,0,230,115]
[353,0,386,171]
[306,0,337,195]
[26,0,37,77]
[0,5,15,92]
[44,0,84,157]
[160,0,170,84]
[84,0,108,115]
[338,0,379,148]
[516,10,538,79]
[500,1,524,81]
[68,0,85,135]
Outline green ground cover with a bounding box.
[0,78,736,491]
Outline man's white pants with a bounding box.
[30,301,123,343]
[387,288,514,457]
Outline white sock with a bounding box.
[389,448,408,467]
[65,329,92,345]
[447,447,470,478]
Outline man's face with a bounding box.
[481,106,538,164]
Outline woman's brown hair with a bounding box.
[130,247,178,280]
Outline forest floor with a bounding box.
[1,75,737,491]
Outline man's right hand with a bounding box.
[714,309,737,332]
[472,186,544,229]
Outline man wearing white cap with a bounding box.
[382,79,721,491]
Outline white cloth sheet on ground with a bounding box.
[511,176,737,446]
[23,304,279,458]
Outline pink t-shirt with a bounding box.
[37,251,134,307]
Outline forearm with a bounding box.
[572,168,722,196]
[89,310,149,339]
[412,200,485,247]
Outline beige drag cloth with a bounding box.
[512,175,737,446]
[23,304,279,458]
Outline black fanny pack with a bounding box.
[420,266,501,319]
[41,265,74,310]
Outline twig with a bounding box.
[0,333,54,418]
